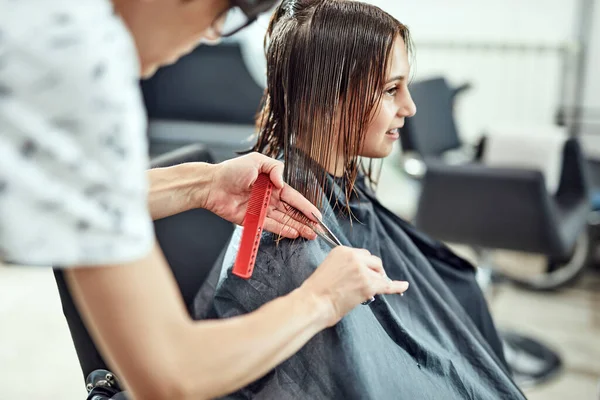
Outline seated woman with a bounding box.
[196,0,524,398]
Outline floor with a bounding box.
[1,263,598,400]
[1,155,599,399]
[492,271,600,400]
[0,266,88,400]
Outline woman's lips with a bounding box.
[385,128,400,139]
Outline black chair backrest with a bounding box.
[554,138,590,200]
[400,77,462,157]
[53,145,234,379]
[141,42,264,124]
[415,138,589,258]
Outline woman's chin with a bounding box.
[360,146,394,159]
[141,64,159,78]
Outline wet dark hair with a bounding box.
[237,0,281,16]
[253,0,412,214]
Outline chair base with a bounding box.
[501,331,563,388]
[475,252,564,388]
[85,369,125,400]
[491,230,591,291]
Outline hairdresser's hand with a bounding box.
[299,247,410,327]
[205,152,321,239]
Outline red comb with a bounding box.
[232,173,273,279]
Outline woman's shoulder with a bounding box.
[218,227,323,286]
[221,228,312,272]
[212,229,320,314]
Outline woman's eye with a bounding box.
[385,86,398,97]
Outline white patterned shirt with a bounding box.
[0,0,154,267]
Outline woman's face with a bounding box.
[360,37,416,158]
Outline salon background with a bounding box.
[2,0,600,399]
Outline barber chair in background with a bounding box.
[141,41,265,161]
[402,76,592,291]
[418,133,592,290]
[401,75,594,386]
[53,144,235,399]
[398,77,480,178]
[414,133,592,386]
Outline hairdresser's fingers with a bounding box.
[278,184,322,222]
[269,202,319,238]
[265,209,317,240]
[360,266,409,296]
[263,217,301,239]
[251,153,285,189]
[274,202,317,232]
[354,248,372,257]
[360,253,385,277]
[373,279,410,296]
[348,248,378,265]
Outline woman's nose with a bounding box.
[399,91,417,118]
[202,27,221,44]
[406,99,417,117]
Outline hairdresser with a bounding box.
[0,0,409,399]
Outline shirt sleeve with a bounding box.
[0,1,154,267]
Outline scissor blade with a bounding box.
[311,212,342,246]
[312,227,339,249]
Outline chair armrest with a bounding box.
[150,143,214,168]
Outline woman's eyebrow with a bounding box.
[385,75,405,84]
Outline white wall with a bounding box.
[370,0,575,43]
[370,0,579,142]
[575,0,600,159]
[582,0,600,134]
[238,0,584,142]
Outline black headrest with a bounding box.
[400,77,462,157]
[141,43,264,124]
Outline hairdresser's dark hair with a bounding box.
[253,0,412,214]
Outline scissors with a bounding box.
[311,212,375,306]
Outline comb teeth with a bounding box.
[247,174,273,216]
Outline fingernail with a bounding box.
[399,281,409,291]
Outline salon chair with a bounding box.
[414,136,593,386]
[53,144,235,399]
[141,41,264,161]
[417,136,590,259]
[415,129,591,291]
[398,77,479,178]
[403,75,592,291]
[401,74,595,385]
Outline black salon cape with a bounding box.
[194,176,525,400]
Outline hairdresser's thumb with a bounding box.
[268,163,285,189]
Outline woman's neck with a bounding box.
[326,154,346,178]
[293,140,346,178]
